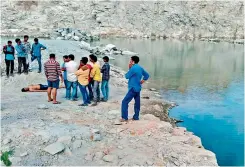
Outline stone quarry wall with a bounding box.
[1,1,244,40]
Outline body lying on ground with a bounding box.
[21,84,65,92]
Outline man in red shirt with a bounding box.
[44,54,63,104]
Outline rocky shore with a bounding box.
[1,38,218,166]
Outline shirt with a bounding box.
[4,45,15,60]
[31,43,46,57]
[65,60,78,82]
[90,63,102,82]
[101,62,110,80]
[125,64,150,92]
[15,44,26,57]
[75,68,89,86]
[61,62,67,80]
[23,41,31,55]
[79,64,93,82]
[44,59,61,81]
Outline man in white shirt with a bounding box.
[64,54,78,101]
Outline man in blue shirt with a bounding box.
[3,41,15,77]
[61,55,69,98]
[31,38,47,73]
[121,56,150,122]
[15,38,28,74]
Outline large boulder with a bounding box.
[65,33,72,40]
[73,36,80,41]
[79,41,92,51]
[61,30,67,37]
[105,44,117,52]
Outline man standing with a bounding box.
[23,35,32,71]
[121,56,149,122]
[61,55,69,98]
[31,38,47,73]
[44,54,63,104]
[89,54,102,106]
[100,56,110,102]
[3,41,15,77]
[65,54,78,101]
[15,38,27,74]
[75,57,90,106]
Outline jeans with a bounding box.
[101,80,109,100]
[18,57,27,74]
[5,60,14,76]
[121,88,141,120]
[87,80,94,100]
[64,79,68,98]
[31,56,42,72]
[78,84,90,105]
[66,81,78,100]
[93,81,100,102]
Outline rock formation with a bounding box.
[1,1,244,40]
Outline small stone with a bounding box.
[92,129,100,134]
[147,144,152,147]
[204,157,208,160]
[118,154,125,159]
[73,36,80,41]
[149,88,157,91]
[146,132,151,136]
[57,136,72,145]
[93,134,102,141]
[3,138,12,145]
[84,153,94,161]
[1,146,10,152]
[173,161,180,166]
[56,37,64,40]
[146,160,154,166]
[9,157,21,165]
[108,110,120,115]
[43,142,65,155]
[94,151,104,160]
[72,140,82,149]
[37,104,49,109]
[118,146,123,149]
[64,146,72,156]
[20,152,28,157]
[114,120,122,125]
[102,155,116,163]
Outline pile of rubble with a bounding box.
[52,28,100,42]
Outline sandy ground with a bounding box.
[1,39,218,166]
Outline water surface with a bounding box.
[96,38,244,166]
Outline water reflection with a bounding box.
[97,39,244,93]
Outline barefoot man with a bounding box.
[21,84,65,92]
[121,56,149,122]
[44,54,63,104]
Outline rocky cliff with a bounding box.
[1,1,244,40]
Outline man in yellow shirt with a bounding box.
[89,54,102,106]
[75,57,90,106]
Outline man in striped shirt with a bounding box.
[44,54,63,104]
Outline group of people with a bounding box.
[2,36,46,77]
[4,35,150,121]
[43,53,150,122]
[43,53,110,106]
